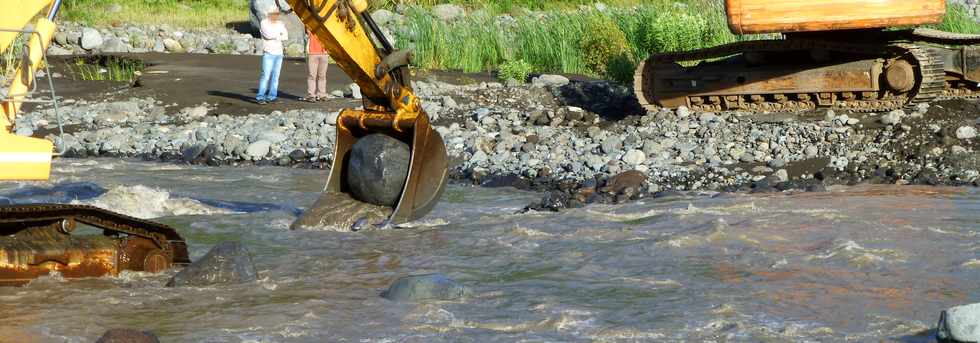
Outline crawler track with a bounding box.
[0,204,189,284]
[635,39,945,113]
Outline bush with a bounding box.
[498,59,535,82]
[579,14,630,76]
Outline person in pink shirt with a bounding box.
[301,29,330,102]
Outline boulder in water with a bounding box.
[381,273,470,302]
[166,242,257,287]
[290,191,391,231]
[938,302,980,343]
[95,329,159,343]
[346,134,411,207]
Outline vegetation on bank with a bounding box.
[62,0,249,29]
[42,0,980,86]
[396,0,747,84]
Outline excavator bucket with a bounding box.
[326,109,448,225]
[0,134,53,181]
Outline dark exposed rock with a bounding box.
[166,242,257,287]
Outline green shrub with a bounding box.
[579,14,630,76]
[498,59,535,82]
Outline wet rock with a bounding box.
[291,191,392,230]
[181,143,206,162]
[601,170,647,195]
[531,74,569,88]
[95,329,159,343]
[381,273,470,302]
[956,126,977,140]
[80,28,103,50]
[346,134,410,207]
[432,4,465,21]
[166,241,257,287]
[938,303,980,343]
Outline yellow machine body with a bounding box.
[1,0,59,181]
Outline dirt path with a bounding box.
[44,53,500,115]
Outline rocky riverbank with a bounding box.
[16,75,980,209]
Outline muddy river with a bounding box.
[0,159,977,342]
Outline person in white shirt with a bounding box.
[256,8,288,104]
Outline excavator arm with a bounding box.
[285,0,448,225]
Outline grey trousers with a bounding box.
[307,54,329,98]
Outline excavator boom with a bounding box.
[286,0,448,226]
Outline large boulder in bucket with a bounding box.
[347,134,411,207]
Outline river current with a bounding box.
[0,159,977,342]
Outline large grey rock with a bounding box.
[162,38,183,53]
[938,303,980,343]
[371,9,398,26]
[956,126,977,140]
[432,4,465,21]
[381,273,470,302]
[100,38,129,53]
[95,329,159,343]
[346,134,410,207]
[80,28,103,50]
[531,74,569,88]
[47,45,71,56]
[166,242,257,287]
[249,0,304,40]
[245,140,272,160]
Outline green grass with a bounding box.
[64,56,144,82]
[395,0,742,84]
[936,4,980,34]
[62,0,249,29]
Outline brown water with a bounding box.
[0,159,977,342]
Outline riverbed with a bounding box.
[0,159,977,342]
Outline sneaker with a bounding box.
[255,99,267,104]
[300,97,316,103]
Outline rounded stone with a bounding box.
[381,273,469,302]
[346,134,411,207]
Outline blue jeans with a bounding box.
[257,53,284,101]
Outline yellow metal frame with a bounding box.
[0,0,58,181]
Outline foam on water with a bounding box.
[73,184,231,218]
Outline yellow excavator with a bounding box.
[0,0,447,284]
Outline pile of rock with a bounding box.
[18,76,980,197]
[50,22,273,56]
